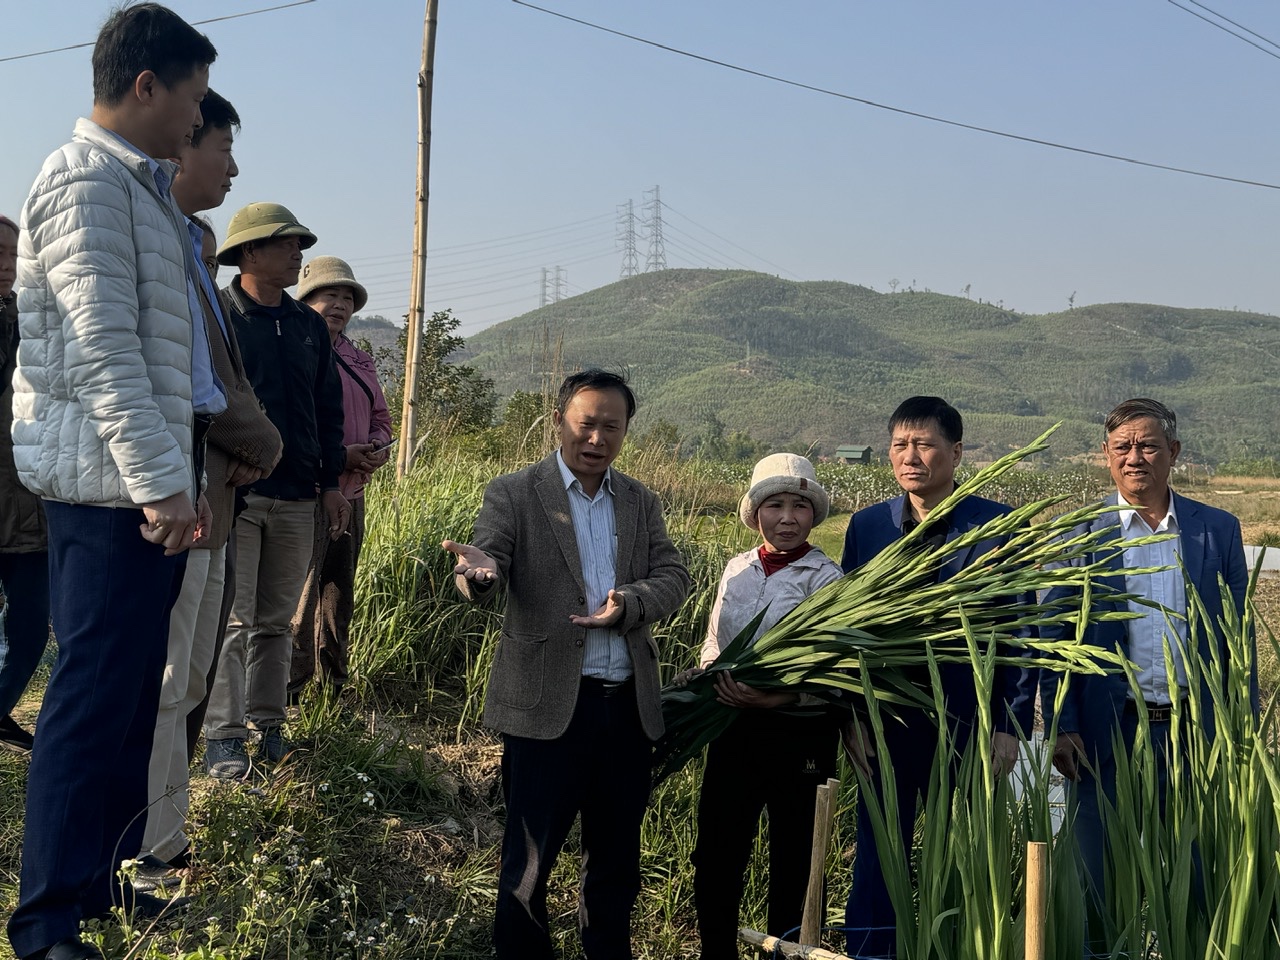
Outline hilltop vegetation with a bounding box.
[454,269,1280,463]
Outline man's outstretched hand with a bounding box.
[569,589,625,628]
[443,539,499,584]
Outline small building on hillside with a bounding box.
[835,444,873,465]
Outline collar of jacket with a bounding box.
[224,274,310,321]
[72,117,180,202]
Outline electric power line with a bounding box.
[660,200,798,278]
[0,1,319,64]
[1184,0,1280,49]
[510,0,1280,191]
[1166,0,1280,61]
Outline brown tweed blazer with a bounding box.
[201,284,283,548]
[457,453,691,741]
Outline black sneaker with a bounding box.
[0,714,34,753]
[130,854,185,893]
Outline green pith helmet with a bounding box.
[216,202,318,266]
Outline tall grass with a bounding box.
[1090,569,1280,959]
[849,570,1279,960]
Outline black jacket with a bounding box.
[223,277,344,501]
[0,295,47,553]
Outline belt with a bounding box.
[580,676,634,698]
[1125,698,1176,723]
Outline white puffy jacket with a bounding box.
[12,118,195,507]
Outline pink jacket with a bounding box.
[333,334,392,500]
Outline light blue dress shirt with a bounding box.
[1118,493,1188,704]
[555,449,631,681]
[183,219,226,416]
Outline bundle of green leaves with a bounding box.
[655,425,1168,784]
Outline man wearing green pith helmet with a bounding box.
[203,202,349,780]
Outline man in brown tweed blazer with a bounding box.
[135,90,283,885]
[445,370,690,960]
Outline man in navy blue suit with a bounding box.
[840,397,1034,959]
[1040,398,1250,953]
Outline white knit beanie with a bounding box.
[738,453,830,531]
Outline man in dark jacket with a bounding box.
[0,213,47,754]
[840,396,1036,960]
[203,202,348,779]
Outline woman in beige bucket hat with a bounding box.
[288,256,392,694]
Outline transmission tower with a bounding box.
[552,266,565,303]
[616,199,640,278]
[643,185,667,272]
[540,267,548,308]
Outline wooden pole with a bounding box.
[739,928,851,959]
[799,776,841,946]
[396,0,438,479]
[1024,840,1049,960]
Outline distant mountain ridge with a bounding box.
[455,269,1280,463]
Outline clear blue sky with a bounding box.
[4,0,1278,334]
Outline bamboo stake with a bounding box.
[739,928,851,959]
[799,776,841,946]
[1024,840,1049,960]
[396,0,438,478]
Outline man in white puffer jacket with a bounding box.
[6,7,220,960]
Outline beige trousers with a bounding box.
[205,494,315,740]
[141,545,226,861]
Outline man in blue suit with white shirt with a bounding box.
[840,397,1035,959]
[1040,398,1250,954]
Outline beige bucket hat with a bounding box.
[296,255,369,312]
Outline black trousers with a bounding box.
[495,679,652,960]
[692,709,840,960]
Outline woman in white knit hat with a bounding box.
[289,256,392,695]
[679,453,845,958]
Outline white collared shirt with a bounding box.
[1118,492,1188,704]
[555,449,630,681]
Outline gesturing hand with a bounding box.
[442,539,499,584]
[569,589,625,628]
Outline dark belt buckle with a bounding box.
[1146,702,1173,723]
[583,676,630,697]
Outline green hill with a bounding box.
[457,269,1280,463]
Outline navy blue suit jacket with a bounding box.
[1039,490,1251,767]
[841,493,1036,735]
